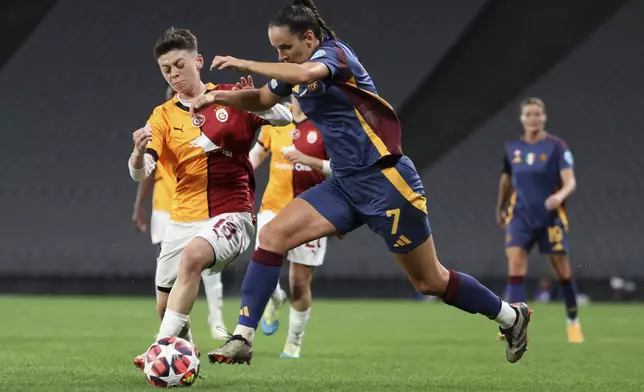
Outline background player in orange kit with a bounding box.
[128,27,292,368]
[249,95,331,358]
[131,86,229,342]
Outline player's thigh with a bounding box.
[261,179,359,253]
[538,219,569,255]
[156,221,198,291]
[255,210,277,250]
[505,215,534,275]
[196,212,255,274]
[357,156,431,253]
[151,210,171,245]
[287,236,327,267]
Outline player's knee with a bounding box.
[180,240,214,277]
[412,270,449,296]
[258,223,288,253]
[290,279,310,302]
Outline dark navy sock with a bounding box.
[442,270,502,318]
[559,278,579,320]
[237,248,283,329]
[507,276,528,304]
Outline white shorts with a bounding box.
[156,212,255,290]
[151,210,171,245]
[256,210,326,267]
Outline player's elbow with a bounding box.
[290,67,316,85]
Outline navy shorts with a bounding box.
[505,212,569,254]
[299,156,431,253]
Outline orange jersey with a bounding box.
[152,157,176,213]
[258,119,328,213]
[146,83,266,222]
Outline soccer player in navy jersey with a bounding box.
[191,0,532,364]
[496,97,583,343]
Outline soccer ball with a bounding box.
[143,337,200,388]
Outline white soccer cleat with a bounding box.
[280,341,301,359]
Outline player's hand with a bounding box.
[545,194,563,211]
[283,149,310,166]
[132,207,148,232]
[496,211,506,230]
[189,92,216,118]
[234,76,255,90]
[132,125,152,155]
[210,55,250,72]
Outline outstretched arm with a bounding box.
[191,84,282,117]
[210,56,330,85]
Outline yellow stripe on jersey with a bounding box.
[505,192,517,224]
[557,206,569,232]
[354,108,389,157]
[381,167,428,214]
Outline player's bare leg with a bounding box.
[499,246,529,339]
[549,254,583,343]
[157,238,215,341]
[134,288,196,370]
[281,262,314,358]
[394,236,532,364]
[209,198,335,365]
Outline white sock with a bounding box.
[287,306,311,345]
[202,271,224,326]
[158,309,189,338]
[567,317,580,326]
[233,325,255,342]
[272,282,287,304]
[494,301,517,329]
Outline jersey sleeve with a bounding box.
[145,106,168,161]
[555,141,574,170]
[267,79,293,97]
[308,44,342,78]
[502,151,512,174]
[257,126,272,149]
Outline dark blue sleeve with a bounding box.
[307,43,342,78]
[267,79,293,97]
[502,151,511,174]
[556,141,574,170]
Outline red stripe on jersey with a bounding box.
[206,153,255,216]
[338,84,403,155]
[290,120,327,197]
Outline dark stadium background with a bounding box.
[1,0,641,301]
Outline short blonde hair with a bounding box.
[520,97,545,113]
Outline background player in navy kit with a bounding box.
[192,0,531,365]
[496,97,583,343]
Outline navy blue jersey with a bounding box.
[269,39,402,177]
[503,134,574,229]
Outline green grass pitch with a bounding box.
[2,296,642,391]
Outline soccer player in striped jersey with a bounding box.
[250,95,331,358]
[497,97,583,343]
[128,27,292,368]
[131,86,230,345]
[193,0,531,365]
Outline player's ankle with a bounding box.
[494,301,517,329]
[233,324,255,342]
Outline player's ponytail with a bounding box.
[271,0,336,40]
[292,0,336,39]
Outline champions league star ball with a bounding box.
[143,337,200,388]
